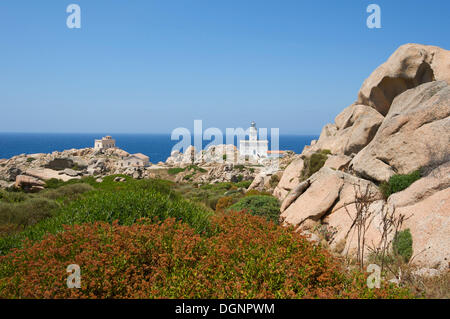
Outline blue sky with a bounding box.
[0,0,449,134]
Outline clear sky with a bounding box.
[1,0,449,134]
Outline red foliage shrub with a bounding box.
[215,196,234,213]
[0,211,411,299]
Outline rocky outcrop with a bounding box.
[277,44,450,271]
[281,169,344,229]
[15,175,46,192]
[393,188,449,271]
[273,157,304,200]
[324,154,352,171]
[302,104,384,157]
[280,168,380,230]
[386,163,450,270]
[351,81,450,182]
[0,147,156,187]
[357,43,450,116]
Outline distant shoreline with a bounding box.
[0,133,319,164]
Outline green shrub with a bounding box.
[389,170,421,194]
[269,174,280,187]
[215,196,235,212]
[26,157,35,163]
[302,150,330,179]
[227,195,280,223]
[380,170,421,199]
[41,183,94,200]
[186,165,207,173]
[235,180,252,189]
[0,182,212,254]
[0,198,59,231]
[245,189,272,197]
[393,229,413,262]
[44,177,96,189]
[167,167,185,175]
[0,191,28,203]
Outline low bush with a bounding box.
[235,180,252,189]
[0,191,28,203]
[393,229,413,263]
[41,183,94,200]
[215,196,234,212]
[0,182,212,254]
[167,167,185,175]
[227,195,280,223]
[0,211,412,298]
[380,170,421,199]
[302,150,330,179]
[0,197,59,233]
[269,174,280,187]
[244,189,272,197]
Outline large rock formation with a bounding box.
[273,157,304,199]
[275,43,450,272]
[357,43,450,116]
[387,162,450,270]
[351,81,450,182]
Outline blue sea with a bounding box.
[0,133,318,164]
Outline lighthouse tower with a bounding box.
[239,121,268,159]
[249,121,258,141]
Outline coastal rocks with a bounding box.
[280,168,344,229]
[62,168,80,177]
[201,144,239,164]
[45,158,74,171]
[323,199,387,257]
[357,43,450,116]
[273,158,304,200]
[324,154,352,171]
[15,175,46,192]
[25,168,77,182]
[280,167,383,254]
[351,81,450,182]
[5,167,22,182]
[305,104,384,156]
[395,188,450,271]
[385,163,450,271]
[388,162,450,208]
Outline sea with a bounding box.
[0,133,318,164]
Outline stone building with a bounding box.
[94,136,116,150]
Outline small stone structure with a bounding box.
[94,136,116,150]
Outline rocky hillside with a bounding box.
[0,147,160,190]
[273,43,450,273]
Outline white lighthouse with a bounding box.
[239,121,268,159]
